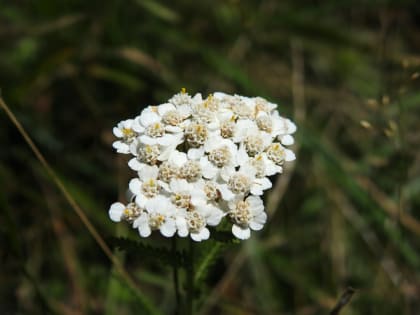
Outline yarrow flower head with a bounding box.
[109,90,296,241]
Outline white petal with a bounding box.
[250,186,263,196]
[159,181,170,192]
[135,195,147,208]
[109,202,125,222]
[218,184,235,201]
[220,166,235,181]
[122,119,134,128]
[253,211,267,225]
[192,93,203,103]
[140,111,160,127]
[177,104,192,118]
[176,217,189,237]
[158,145,174,161]
[285,149,296,161]
[128,158,144,171]
[240,164,257,179]
[190,191,206,206]
[247,196,264,213]
[129,142,138,155]
[232,225,251,240]
[169,150,187,167]
[250,177,272,196]
[170,179,189,193]
[264,159,282,176]
[139,224,152,237]
[129,178,142,195]
[207,121,219,130]
[206,207,223,226]
[165,125,183,133]
[214,91,228,99]
[286,119,297,134]
[145,195,171,213]
[191,228,209,242]
[133,214,148,228]
[200,157,218,179]
[220,165,236,182]
[236,145,249,166]
[158,134,177,146]
[160,220,176,237]
[281,135,294,146]
[140,165,159,180]
[233,119,257,142]
[190,233,201,242]
[188,147,205,160]
[112,141,130,154]
[132,118,145,133]
[249,221,264,231]
[242,97,254,108]
[139,135,157,145]
[113,127,123,138]
[157,103,176,116]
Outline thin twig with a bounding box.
[330,287,356,315]
[265,39,304,216]
[0,96,161,315]
[330,186,403,286]
[41,182,87,312]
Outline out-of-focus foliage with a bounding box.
[1,0,420,314]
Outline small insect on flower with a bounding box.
[109,90,296,241]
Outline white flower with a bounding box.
[167,150,188,167]
[241,153,283,178]
[109,90,297,241]
[112,119,137,154]
[128,141,178,171]
[133,195,176,237]
[158,102,191,133]
[253,96,277,113]
[129,165,161,207]
[262,111,297,145]
[228,195,267,240]
[175,203,223,241]
[109,202,142,223]
[169,89,202,107]
[167,179,206,207]
[224,95,254,119]
[233,119,260,143]
[198,136,238,180]
[190,94,223,130]
[176,210,210,241]
[218,164,272,200]
[133,108,183,146]
[266,143,296,166]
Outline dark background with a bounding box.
[1,1,420,314]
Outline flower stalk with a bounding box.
[186,238,195,315]
[171,237,181,315]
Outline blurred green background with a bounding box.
[1,0,420,314]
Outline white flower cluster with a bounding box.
[109,90,296,241]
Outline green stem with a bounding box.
[172,237,181,315]
[186,238,195,315]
